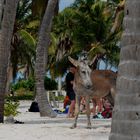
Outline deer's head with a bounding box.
[68,56,92,89]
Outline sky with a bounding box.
[59,0,75,11]
[59,0,107,11]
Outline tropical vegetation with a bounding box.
[4,100,20,117]
[0,0,125,121]
[1,1,140,139]
[51,0,124,77]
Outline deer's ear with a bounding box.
[68,56,79,67]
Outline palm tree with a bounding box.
[110,0,125,33]
[51,0,122,76]
[5,0,36,93]
[35,0,58,117]
[0,0,19,123]
[32,0,59,19]
[72,0,121,68]
[109,0,140,139]
[0,0,4,26]
[9,0,59,84]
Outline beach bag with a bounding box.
[28,101,39,112]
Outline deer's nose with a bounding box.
[86,85,91,89]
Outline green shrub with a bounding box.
[6,87,34,101]
[11,77,35,91]
[7,94,34,101]
[44,76,58,90]
[24,77,35,91]
[54,95,64,101]
[4,100,20,117]
[11,76,57,92]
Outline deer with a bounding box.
[68,56,117,129]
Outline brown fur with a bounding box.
[90,70,116,98]
[68,57,117,129]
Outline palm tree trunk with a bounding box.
[109,0,140,139]
[5,63,13,94]
[35,0,58,117]
[0,0,4,24]
[111,0,125,33]
[0,0,19,123]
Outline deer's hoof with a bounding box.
[86,124,92,129]
[70,123,77,129]
[86,126,91,129]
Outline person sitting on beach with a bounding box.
[91,97,103,119]
[63,95,71,109]
[101,97,112,118]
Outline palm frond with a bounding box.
[26,20,40,29]
[18,29,36,48]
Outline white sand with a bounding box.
[0,101,111,140]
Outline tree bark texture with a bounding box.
[0,0,4,25]
[109,0,140,139]
[0,0,19,123]
[35,0,58,117]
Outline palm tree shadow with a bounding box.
[22,117,74,125]
[21,116,111,131]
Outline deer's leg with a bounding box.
[71,95,81,129]
[106,92,114,107]
[85,96,91,129]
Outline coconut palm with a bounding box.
[51,0,122,75]
[32,0,49,18]
[10,0,59,82]
[110,0,125,33]
[5,0,36,93]
[11,0,36,79]
[47,33,68,79]
[71,0,122,68]
[32,0,59,19]
[0,0,19,123]
[35,0,58,117]
[9,0,49,84]
[0,0,4,26]
[109,0,140,139]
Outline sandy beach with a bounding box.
[0,101,111,140]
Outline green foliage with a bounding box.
[44,76,58,90]
[54,95,65,101]
[52,0,123,69]
[11,0,37,80]
[32,0,49,18]
[18,29,36,48]
[11,77,35,91]
[11,76,58,93]
[25,78,35,91]
[4,100,20,117]
[7,93,34,101]
[49,94,64,102]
